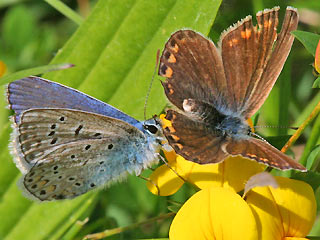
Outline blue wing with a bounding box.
[7,76,142,128]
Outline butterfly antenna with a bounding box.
[249,131,267,142]
[254,125,298,130]
[157,153,187,183]
[144,49,161,120]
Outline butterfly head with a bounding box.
[143,118,164,140]
[143,117,171,152]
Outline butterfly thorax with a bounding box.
[142,118,167,158]
[183,98,250,140]
[216,115,250,140]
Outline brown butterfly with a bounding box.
[158,6,306,171]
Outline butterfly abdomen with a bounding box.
[183,99,225,123]
[182,98,249,139]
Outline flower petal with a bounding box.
[176,155,265,192]
[164,149,178,164]
[315,39,320,73]
[147,162,184,196]
[246,181,283,239]
[169,187,258,240]
[246,177,316,239]
[0,60,6,77]
[222,156,265,191]
[271,177,316,237]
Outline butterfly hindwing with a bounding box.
[164,110,228,164]
[225,138,306,171]
[13,109,156,200]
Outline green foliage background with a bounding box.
[0,0,319,239]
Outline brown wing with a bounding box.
[220,6,298,118]
[163,110,228,164]
[158,30,233,112]
[225,137,306,171]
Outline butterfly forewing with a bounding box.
[7,77,140,126]
[159,30,229,111]
[220,8,279,115]
[15,109,154,200]
[240,7,298,118]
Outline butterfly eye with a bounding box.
[144,124,158,134]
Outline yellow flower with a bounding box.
[170,187,258,240]
[147,115,265,196]
[246,177,316,240]
[315,40,320,74]
[169,177,316,240]
[0,60,6,77]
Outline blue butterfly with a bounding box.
[7,76,165,201]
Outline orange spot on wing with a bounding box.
[244,29,252,39]
[173,143,183,150]
[168,54,176,63]
[33,176,42,182]
[259,157,269,163]
[164,67,173,78]
[246,153,258,158]
[39,180,49,187]
[171,44,179,53]
[46,185,57,193]
[167,83,174,94]
[167,126,176,133]
[228,38,239,47]
[170,134,180,141]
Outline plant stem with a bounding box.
[45,0,84,25]
[281,101,320,159]
[83,212,175,240]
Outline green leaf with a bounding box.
[44,0,222,119]
[3,192,97,240]
[1,0,222,239]
[313,76,320,88]
[300,113,320,166]
[0,63,74,85]
[167,200,183,214]
[2,5,37,56]
[45,0,84,25]
[264,135,291,150]
[291,171,320,192]
[306,145,320,171]
[292,30,320,57]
